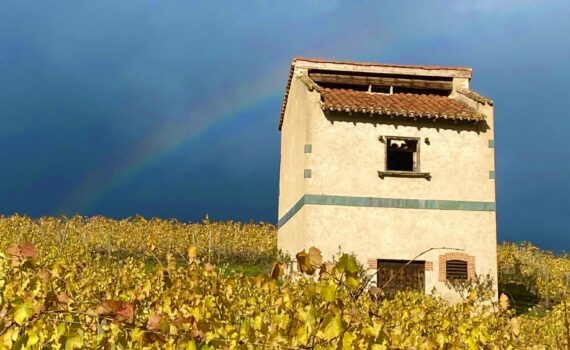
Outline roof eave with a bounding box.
[279,58,475,130]
[293,57,472,79]
[321,104,485,123]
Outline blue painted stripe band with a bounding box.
[304,169,312,178]
[488,140,494,148]
[489,170,495,179]
[304,144,312,153]
[278,194,496,227]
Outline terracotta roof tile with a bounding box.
[457,89,494,105]
[278,58,488,129]
[320,88,485,121]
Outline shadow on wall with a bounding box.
[323,111,490,134]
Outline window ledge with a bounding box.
[378,170,431,180]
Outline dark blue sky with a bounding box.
[1,1,569,251]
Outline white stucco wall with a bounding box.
[302,205,497,301]
[306,106,495,202]
[278,72,310,218]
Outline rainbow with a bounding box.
[57,31,382,215]
[57,64,286,214]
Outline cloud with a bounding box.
[0,0,569,250]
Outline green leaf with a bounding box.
[346,275,360,289]
[12,300,34,326]
[338,254,359,274]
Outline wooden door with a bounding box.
[377,260,425,296]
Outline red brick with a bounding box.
[439,253,476,282]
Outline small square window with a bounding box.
[386,138,419,172]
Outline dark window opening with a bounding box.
[392,86,451,96]
[386,139,418,172]
[446,260,468,281]
[318,82,369,91]
[370,85,391,94]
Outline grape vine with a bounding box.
[0,215,567,349]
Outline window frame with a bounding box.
[438,253,476,282]
[378,136,431,179]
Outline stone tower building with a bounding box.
[277,58,497,300]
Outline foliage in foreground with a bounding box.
[0,215,568,349]
[0,242,569,349]
[498,241,570,313]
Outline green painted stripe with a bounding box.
[488,140,494,148]
[489,170,495,179]
[278,196,307,227]
[278,194,495,227]
[304,169,312,178]
[304,144,312,153]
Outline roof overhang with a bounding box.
[293,57,472,79]
[279,58,478,130]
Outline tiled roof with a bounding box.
[278,58,488,129]
[320,88,486,121]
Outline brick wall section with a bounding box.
[438,252,476,282]
[425,261,433,271]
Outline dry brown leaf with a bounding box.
[499,293,510,311]
[115,302,134,323]
[319,261,334,279]
[5,243,20,258]
[97,300,134,323]
[270,262,285,279]
[57,291,72,304]
[308,247,322,267]
[369,287,385,302]
[20,243,38,260]
[146,314,161,331]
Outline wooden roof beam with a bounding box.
[309,72,453,91]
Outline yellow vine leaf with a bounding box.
[12,300,33,326]
[322,314,342,341]
[499,293,509,311]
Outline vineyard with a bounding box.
[0,215,569,349]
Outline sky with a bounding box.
[0,1,569,252]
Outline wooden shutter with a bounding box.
[377,260,425,297]
[446,260,468,280]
